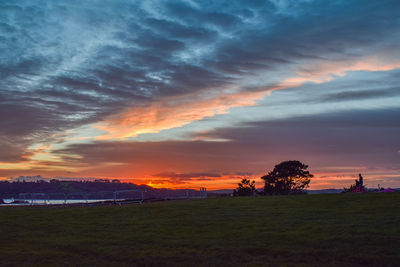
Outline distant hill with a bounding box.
[0,180,150,198]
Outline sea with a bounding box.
[1,198,121,206]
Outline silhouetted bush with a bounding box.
[261,160,313,195]
[233,179,256,196]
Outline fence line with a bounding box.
[12,188,207,205]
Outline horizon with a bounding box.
[1,0,399,190]
[1,174,395,192]
[0,176,375,191]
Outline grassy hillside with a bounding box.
[1,193,399,266]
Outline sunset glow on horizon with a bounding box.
[1,0,400,190]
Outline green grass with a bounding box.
[1,193,399,266]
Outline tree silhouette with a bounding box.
[261,160,313,195]
[233,178,256,196]
[343,173,366,193]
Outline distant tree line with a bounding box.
[0,180,151,198]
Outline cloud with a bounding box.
[95,89,268,139]
[0,138,32,163]
[56,108,399,164]
[94,56,400,139]
[280,56,400,87]
[317,87,400,103]
[153,171,221,179]
[152,172,222,183]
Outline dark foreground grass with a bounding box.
[0,193,399,266]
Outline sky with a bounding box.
[1,0,400,190]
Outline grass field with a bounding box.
[1,193,399,266]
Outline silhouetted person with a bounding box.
[343,173,366,193]
[355,173,363,188]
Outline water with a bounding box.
[1,198,122,206]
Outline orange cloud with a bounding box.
[0,143,81,173]
[281,55,400,86]
[94,55,400,140]
[95,89,269,139]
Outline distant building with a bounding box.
[13,175,48,182]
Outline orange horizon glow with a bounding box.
[2,171,395,191]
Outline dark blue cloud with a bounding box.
[317,87,400,103]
